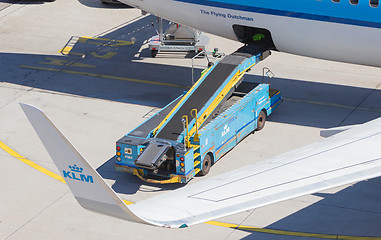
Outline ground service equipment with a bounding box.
[115,50,282,183]
[148,18,209,57]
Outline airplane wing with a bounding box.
[20,103,381,228]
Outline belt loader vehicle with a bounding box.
[115,50,282,183]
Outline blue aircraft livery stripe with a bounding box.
[174,0,381,29]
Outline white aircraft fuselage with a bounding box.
[119,0,381,67]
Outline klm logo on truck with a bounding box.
[222,125,230,137]
[63,164,94,183]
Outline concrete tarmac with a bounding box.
[0,0,381,239]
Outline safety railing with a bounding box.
[191,49,225,85]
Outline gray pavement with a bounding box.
[1,0,381,239]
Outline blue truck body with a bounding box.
[115,81,282,183]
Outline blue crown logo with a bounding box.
[69,164,83,173]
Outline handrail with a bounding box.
[182,115,191,148]
[262,67,274,84]
[191,50,225,84]
[190,109,200,142]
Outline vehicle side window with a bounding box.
[370,0,379,7]
[350,0,359,4]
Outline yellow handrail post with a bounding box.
[191,109,200,143]
[182,115,191,148]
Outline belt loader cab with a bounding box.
[115,52,282,184]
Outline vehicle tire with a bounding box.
[198,154,212,176]
[151,50,158,58]
[256,110,266,131]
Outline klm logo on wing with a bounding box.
[63,164,94,183]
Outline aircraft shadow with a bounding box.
[238,176,381,239]
[3,46,380,125]
[0,15,203,108]
[77,0,133,9]
[1,14,379,123]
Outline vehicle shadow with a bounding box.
[96,155,185,194]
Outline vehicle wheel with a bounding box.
[256,110,266,131]
[198,154,212,176]
[151,50,158,58]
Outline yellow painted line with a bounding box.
[206,221,381,240]
[0,139,137,204]
[39,58,96,68]
[0,140,66,184]
[206,221,237,228]
[20,65,190,89]
[59,46,73,55]
[59,36,133,54]
[40,57,70,66]
[77,36,134,47]
[59,51,118,59]
[70,62,97,68]
[89,51,117,59]
[122,199,134,205]
[66,52,86,56]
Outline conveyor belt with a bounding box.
[156,55,247,141]
[129,97,182,138]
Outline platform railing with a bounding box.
[191,50,225,85]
